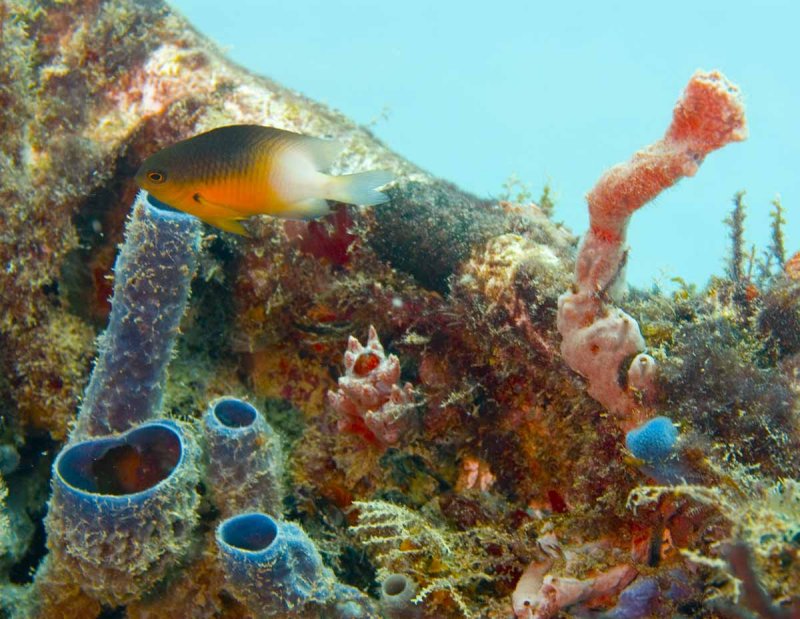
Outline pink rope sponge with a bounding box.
[557,70,747,430]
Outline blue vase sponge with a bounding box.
[216,512,378,618]
[45,420,201,605]
[216,512,335,615]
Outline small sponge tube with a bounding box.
[380,573,422,619]
[202,397,283,516]
[45,419,201,604]
[216,512,335,616]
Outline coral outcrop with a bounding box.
[0,1,798,618]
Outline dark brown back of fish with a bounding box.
[147,125,295,184]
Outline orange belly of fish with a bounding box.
[198,177,292,217]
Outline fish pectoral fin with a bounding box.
[285,197,331,220]
[192,193,244,217]
[191,193,252,235]
[200,215,251,237]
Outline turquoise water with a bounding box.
[172,0,799,288]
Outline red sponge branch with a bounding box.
[558,70,747,427]
[587,70,747,246]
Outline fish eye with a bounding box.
[147,170,167,184]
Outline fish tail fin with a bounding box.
[324,170,393,206]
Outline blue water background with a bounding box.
[170,0,799,289]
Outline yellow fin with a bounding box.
[200,215,251,236]
[193,193,245,218]
[190,193,251,235]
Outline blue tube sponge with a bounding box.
[73,192,201,438]
[625,416,678,464]
[45,419,200,605]
[216,512,336,616]
[202,397,283,516]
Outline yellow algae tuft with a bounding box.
[13,309,95,440]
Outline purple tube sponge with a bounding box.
[605,577,660,619]
[73,192,201,438]
[45,419,200,605]
[202,397,283,516]
[216,512,336,615]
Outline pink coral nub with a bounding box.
[328,326,416,445]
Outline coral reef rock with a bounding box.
[0,2,797,618]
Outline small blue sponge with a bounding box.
[216,512,334,613]
[625,416,678,463]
